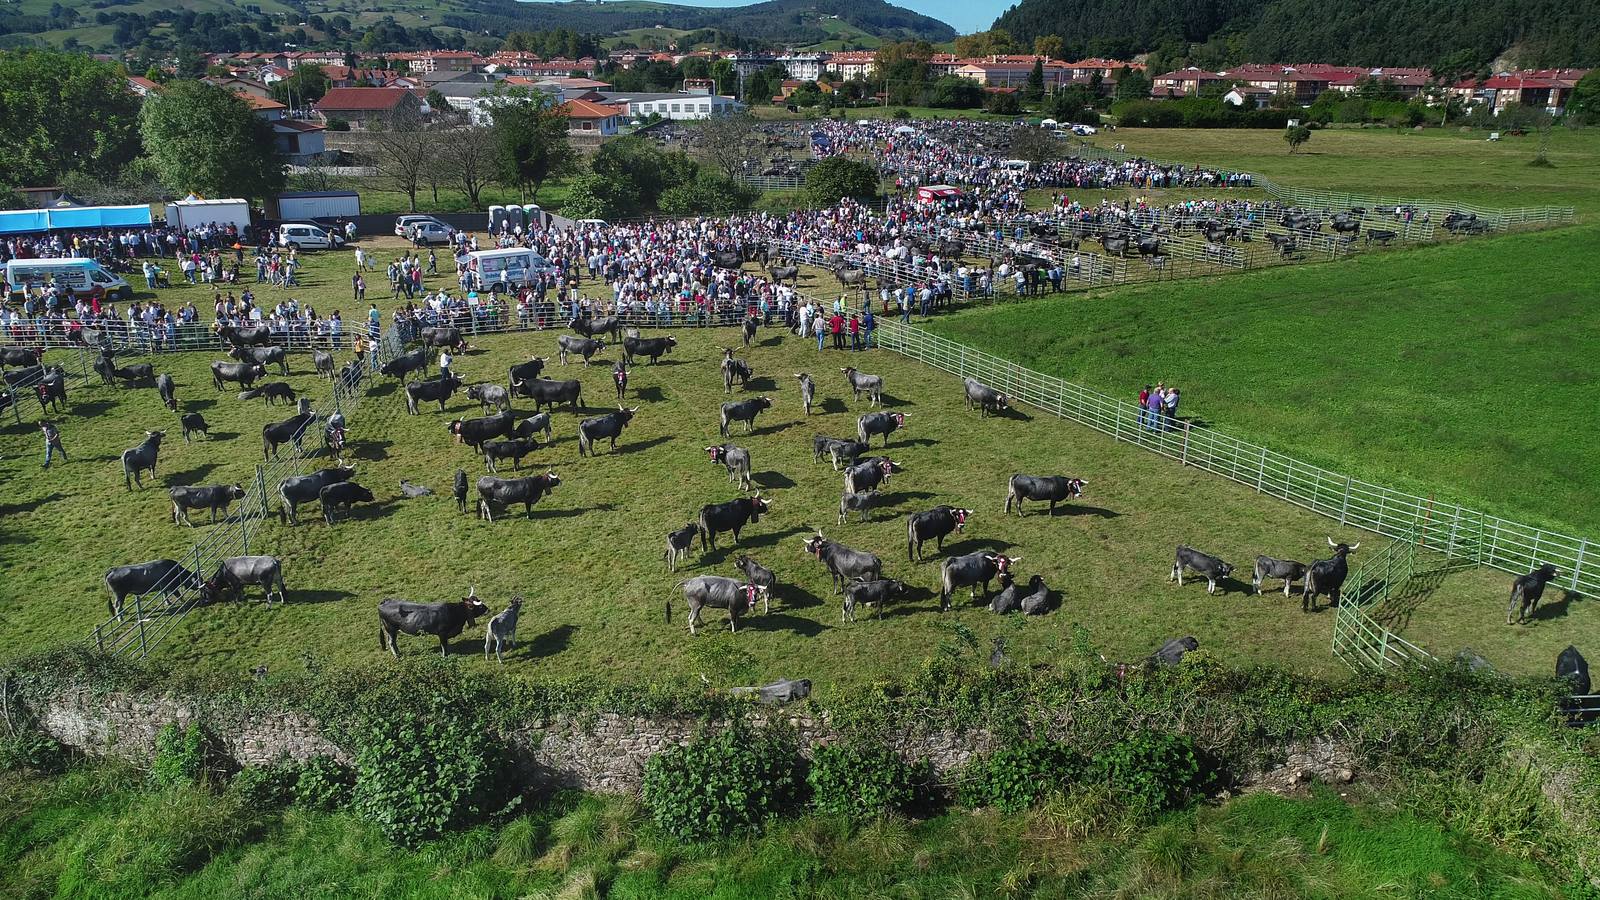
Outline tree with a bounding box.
[269,63,331,107]
[1284,125,1311,154]
[659,173,758,216]
[445,126,499,208]
[1569,70,1600,124]
[986,91,1023,115]
[691,111,762,181]
[1033,35,1064,60]
[804,156,878,207]
[1114,67,1151,102]
[876,41,933,106]
[489,86,576,202]
[558,174,617,221]
[1007,125,1064,165]
[928,75,984,109]
[0,49,140,187]
[1026,60,1045,101]
[953,29,1014,58]
[141,80,285,201]
[589,136,696,214]
[366,107,432,212]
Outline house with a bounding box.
[239,94,288,122]
[315,87,423,127]
[126,76,163,98]
[1459,69,1591,114]
[1150,67,1230,98]
[397,51,482,74]
[1325,68,1433,99]
[779,53,825,81]
[560,98,625,135]
[204,75,272,99]
[595,91,744,120]
[319,66,402,88]
[926,54,963,77]
[1064,58,1145,80]
[954,55,1071,90]
[683,77,717,95]
[827,50,877,81]
[728,52,779,79]
[524,57,600,77]
[272,119,327,162]
[1223,86,1275,109]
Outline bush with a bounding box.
[803,156,879,208]
[0,726,65,774]
[641,726,801,840]
[807,743,922,818]
[958,739,1085,813]
[985,91,1022,115]
[325,117,350,132]
[149,722,205,789]
[293,755,354,811]
[227,765,295,809]
[659,173,759,216]
[351,706,505,846]
[1088,730,1208,816]
[891,108,910,120]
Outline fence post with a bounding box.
[1256,447,1267,493]
[94,624,103,654]
[256,465,270,524]
[1574,540,1588,592]
[1179,423,1190,467]
[135,595,147,658]
[1339,476,1352,525]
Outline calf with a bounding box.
[319,481,375,524]
[843,578,909,622]
[1252,555,1308,597]
[907,506,972,561]
[1019,575,1051,615]
[838,490,879,524]
[577,406,638,456]
[239,382,298,405]
[378,594,490,657]
[963,377,1008,417]
[513,412,553,444]
[1558,645,1592,696]
[794,373,815,415]
[556,334,604,366]
[1170,546,1234,595]
[507,356,548,385]
[698,494,770,552]
[841,367,884,406]
[229,344,290,376]
[105,558,206,621]
[448,409,515,448]
[707,443,753,491]
[121,430,165,489]
[263,405,317,459]
[476,471,560,521]
[170,484,246,526]
[856,411,905,448]
[612,360,629,401]
[667,576,767,635]
[1004,475,1086,517]
[453,469,469,514]
[733,555,776,611]
[156,373,177,411]
[720,397,772,437]
[989,573,1022,614]
[721,348,752,393]
[1302,538,1359,612]
[622,336,675,365]
[484,597,522,663]
[379,348,429,383]
[467,382,510,414]
[179,411,211,443]
[844,457,896,495]
[482,438,538,472]
[211,361,265,391]
[665,522,699,572]
[278,464,357,525]
[512,377,582,412]
[209,556,287,604]
[313,350,336,379]
[1506,563,1560,625]
[803,531,882,594]
[939,551,1020,611]
[405,372,463,415]
[820,437,868,471]
[742,316,758,347]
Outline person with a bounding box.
[40,419,65,468]
[1138,384,1152,429]
[829,311,845,350]
[861,306,875,349]
[1163,386,1180,431]
[352,334,367,369]
[1145,383,1164,431]
[814,310,827,351]
[439,348,453,382]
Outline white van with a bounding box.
[278,223,344,251]
[467,247,555,292]
[410,221,454,246]
[4,257,133,302]
[1001,159,1032,172]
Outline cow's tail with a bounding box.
[906,516,916,562]
[1003,475,1017,513]
[577,427,591,457]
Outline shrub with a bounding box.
[227,764,295,809]
[293,755,354,811]
[351,705,505,845]
[0,726,65,773]
[958,739,1085,813]
[807,743,921,818]
[641,726,801,840]
[149,722,205,789]
[1088,730,1207,816]
[891,108,910,120]
[325,117,350,131]
[803,156,879,208]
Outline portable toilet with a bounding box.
[487,205,506,233]
[522,204,544,230]
[504,205,525,234]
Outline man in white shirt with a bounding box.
[439,349,453,382]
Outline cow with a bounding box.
[742,315,759,348]
[939,551,1020,611]
[313,350,336,380]
[907,506,972,561]
[116,362,155,385]
[622,335,676,365]
[721,348,752,393]
[837,490,879,524]
[1365,229,1398,246]
[508,356,548,386]
[419,325,465,349]
[989,573,1022,614]
[843,578,910,622]
[707,443,753,491]
[1302,538,1359,612]
[448,409,515,449]
[963,377,1008,417]
[5,363,52,387]
[35,372,67,412]
[815,437,868,471]
[557,334,604,366]
[732,555,776,611]
[476,472,560,521]
[228,344,290,376]
[844,457,896,495]
[0,346,43,368]
[856,411,905,448]
[179,411,211,443]
[209,556,287,605]
[319,481,375,524]
[571,315,621,340]
[211,361,265,392]
[278,465,357,525]
[1019,575,1051,615]
[263,405,317,459]
[795,373,815,415]
[91,355,117,386]
[378,594,490,657]
[1252,555,1308,597]
[399,480,433,498]
[379,348,429,383]
[105,558,207,621]
[453,469,469,514]
[338,361,365,391]
[217,324,274,347]
[667,576,768,635]
[465,382,510,414]
[170,484,246,526]
[698,494,770,552]
[665,522,699,572]
[482,438,538,472]
[484,597,522,663]
[577,406,638,457]
[1558,645,1592,696]
[156,373,177,411]
[121,430,165,489]
[767,265,799,285]
[1150,636,1200,667]
[720,397,772,437]
[1506,563,1560,625]
[239,382,298,405]
[612,360,629,401]
[841,367,883,406]
[405,373,463,415]
[1004,475,1086,517]
[513,377,583,412]
[803,531,882,594]
[1170,546,1234,595]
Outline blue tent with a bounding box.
[0,204,152,235]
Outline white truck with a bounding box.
[164,198,251,232]
[467,247,555,292]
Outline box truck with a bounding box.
[164,198,251,232]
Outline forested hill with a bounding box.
[990,0,1600,67]
[489,0,956,44]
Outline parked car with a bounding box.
[278,223,345,251]
[394,214,443,238]
[408,221,453,246]
[1070,123,1098,136]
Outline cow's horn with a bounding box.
[1348,542,1359,550]
[1327,537,1337,548]
[1007,556,1023,563]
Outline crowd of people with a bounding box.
[1138,382,1183,431]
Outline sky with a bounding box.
[616,0,992,35]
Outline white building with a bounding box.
[779,53,825,81]
[596,92,744,120]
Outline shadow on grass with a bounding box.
[368,382,398,398]
[1051,503,1121,519]
[524,623,578,660]
[1528,590,1582,623]
[72,400,118,417]
[877,490,937,509]
[819,398,850,415]
[750,420,797,437]
[633,386,666,403]
[163,463,220,486]
[617,435,672,455]
[286,589,353,605]
[353,439,393,461]
[751,612,826,637]
[753,471,796,489]
[746,376,779,392]
[0,492,63,515]
[941,537,1018,557]
[699,525,810,566]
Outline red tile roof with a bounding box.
[559,98,624,119]
[317,87,415,112]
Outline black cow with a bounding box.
[665,522,699,572]
[1004,475,1085,517]
[121,430,165,489]
[379,348,429,383]
[512,377,582,412]
[814,436,868,471]
[720,397,772,437]
[476,472,560,521]
[612,361,629,401]
[404,372,463,415]
[767,265,798,284]
[1506,563,1560,625]
[319,481,375,524]
[217,324,274,346]
[843,578,910,622]
[742,316,759,348]
[697,494,770,552]
[0,346,43,367]
[939,551,1020,611]
[1303,538,1359,612]
[239,382,298,405]
[467,382,510,414]
[508,356,549,385]
[1252,555,1308,597]
[577,406,638,456]
[795,373,815,415]
[989,573,1022,614]
[179,411,211,443]
[313,350,336,379]
[708,443,753,491]
[453,468,469,514]
[667,576,768,635]
[35,372,67,412]
[378,594,490,657]
[1019,575,1051,615]
[856,411,905,448]
[1557,645,1591,695]
[105,558,206,621]
[963,377,1008,417]
[229,344,290,376]
[513,412,553,443]
[843,456,895,495]
[209,556,287,605]
[448,409,515,449]
[622,335,676,365]
[212,361,265,391]
[557,335,604,366]
[482,438,538,472]
[420,325,465,349]
[156,373,177,411]
[263,406,317,459]
[170,484,246,526]
[721,348,752,393]
[1170,546,1234,595]
[105,361,154,385]
[1366,229,1399,246]
[841,367,883,406]
[571,315,621,340]
[907,506,972,561]
[803,531,883,594]
[278,465,357,524]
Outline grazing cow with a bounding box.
[803,531,882,594]
[211,361,266,392]
[313,350,336,379]
[319,481,375,524]
[217,324,274,347]
[571,315,621,340]
[448,409,515,448]
[476,472,560,521]
[513,412,553,444]
[1365,229,1398,246]
[209,556,287,605]
[1252,556,1308,597]
[840,367,884,406]
[707,443,753,491]
[843,578,910,622]
[720,397,772,437]
[35,373,67,412]
[1302,538,1359,612]
[379,348,429,383]
[816,437,868,471]
[105,558,207,621]
[856,411,905,448]
[453,469,469,514]
[577,406,638,456]
[399,480,433,498]
[378,594,490,657]
[989,573,1022,614]
[121,430,165,489]
[0,346,43,368]
[742,316,758,348]
[229,344,290,376]
[939,552,1020,611]
[513,377,584,413]
[721,348,752,393]
[907,506,972,561]
[484,597,522,663]
[795,373,815,415]
[1506,563,1560,625]
[844,457,896,495]
[837,490,879,524]
[1004,475,1086,517]
[170,484,246,526]
[179,411,211,443]
[612,360,629,401]
[557,335,604,366]
[732,555,776,610]
[405,373,463,415]
[278,465,357,525]
[698,494,770,552]
[963,377,1008,417]
[482,438,538,472]
[263,405,317,459]
[156,373,177,411]
[667,576,768,635]
[467,382,510,414]
[1170,546,1234,595]
[420,325,465,349]
[239,382,298,405]
[1557,645,1592,695]
[1019,575,1051,615]
[622,335,676,366]
[665,522,699,572]
[767,265,799,284]
[508,356,548,386]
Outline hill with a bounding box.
[490,0,953,45]
[990,0,1600,68]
